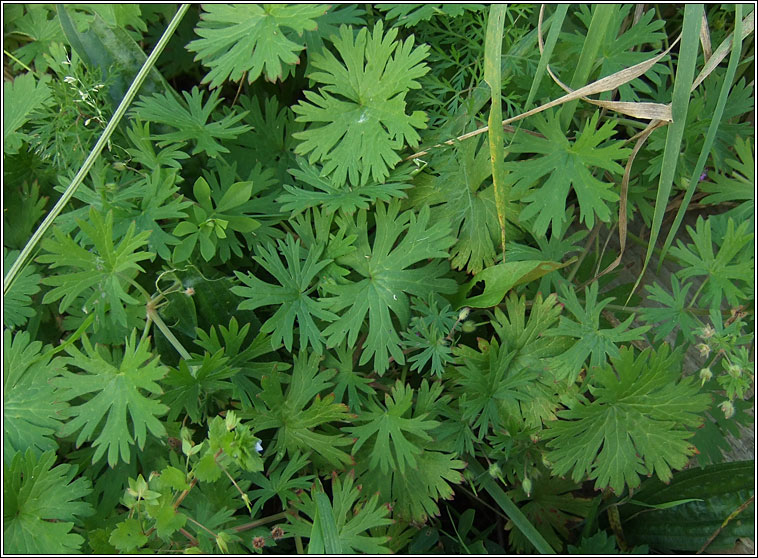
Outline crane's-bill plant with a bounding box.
[3,4,754,554]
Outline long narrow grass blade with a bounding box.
[468,460,555,554]
[3,4,190,295]
[658,5,744,268]
[560,4,617,130]
[484,4,509,262]
[527,4,569,112]
[629,4,703,301]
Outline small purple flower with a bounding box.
[699,170,708,182]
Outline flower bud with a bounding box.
[726,363,741,378]
[461,320,476,333]
[696,343,710,358]
[488,463,502,479]
[700,325,715,339]
[521,477,532,497]
[719,400,735,419]
[458,307,471,321]
[699,367,713,385]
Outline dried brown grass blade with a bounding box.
[691,10,754,91]
[591,119,667,283]
[700,10,713,61]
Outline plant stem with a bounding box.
[233,511,289,533]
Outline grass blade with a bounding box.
[560,5,617,130]
[629,4,703,301]
[658,4,744,267]
[3,4,190,295]
[526,5,569,112]
[484,4,509,261]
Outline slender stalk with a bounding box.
[3,4,190,295]
[233,511,289,533]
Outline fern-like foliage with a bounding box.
[293,21,430,186]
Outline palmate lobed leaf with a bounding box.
[669,216,754,310]
[131,86,250,158]
[54,331,169,466]
[293,20,430,186]
[346,380,438,474]
[544,344,710,494]
[3,450,93,554]
[38,208,153,328]
[188,4,329,87]
[233,235,337,353]
[546,282,650,382]
[3,330,70,464]
[506,110,630,237]
[322,200,456,374]
[247,351,353,467]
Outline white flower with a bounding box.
[63,75,77,84]
[255,440,263,453]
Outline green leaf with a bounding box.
[323,200,455,375]
[669,217,754,310]
[233,236,337,352]
[132,86,251,158]
[407,138,502,274]
[109,518,148,552]
[162,351,237,423]
[293,21,430,186]
[38,208,153,328]
[544,344,711,493]
[546,282,650,381]
[3,450,93,554]
[455,259,572,309]
[280,156,414,215]
[55,331,169,466]
[289,471,393,554]
[188,4,329,87]
[3,330,69,464]
[247,351,353,467]
[347,380,438,474]
[506,110,630,237]
[638,276,700,343]
[3,72,52,154]
[3,249,41,329]
[247,452,314,517]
